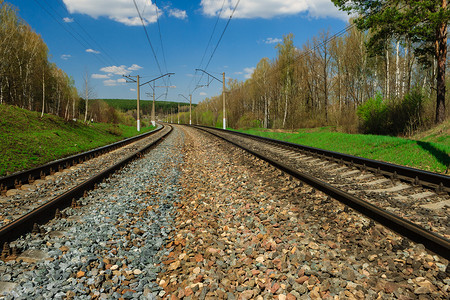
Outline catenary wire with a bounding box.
[55,0,120,66]
[133,0,164,76]
[32,0,109,66]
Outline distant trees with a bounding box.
[194,5,448,133]
[0,1,79,120]
[332,0,449,124]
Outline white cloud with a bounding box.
[128,64,142,71]
[92,74,110,79]
[265,37,282,44]
[63,17,74,23]
[199,92,207,96]
[100,65,128,75]
[99,64,143,76]
[200,0,348,20]
[169,8,187,20]
[61,54,71,60]
[86,48,100,54]
[103,78,127,86]
[62,0,184,26]
[243,67,255,79]
[130,88,136,91]
[104,79,118,86]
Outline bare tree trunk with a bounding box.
[323,50,328,123]
[386,47,390,98]
[41,69,45,118]
[395,41,400,98]
[64,98,69,120]
[73,97,76,120]
[56,83,61,117]
[282,91,288,128]
[435,0,447,123]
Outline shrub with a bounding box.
[357,90,427,135]
[236,113,261,129]
[107,125,123,136]
[357,92,389,134]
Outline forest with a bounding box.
[194,1,449,135]
[0,1,80,121]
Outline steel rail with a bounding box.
[194,125,450,260]
[194,126,449,193]
[0,125,172,247]
[0,125,164,191]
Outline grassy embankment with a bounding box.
[0,105,155,176]
[236,122,450,174]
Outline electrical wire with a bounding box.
[191,0,240,94]
[153,0,170,99]
[204,0,240,71]
[41,0,116,65]
[32,0,109,66]
[133,0,163,76]
[187,0,226,95]
[55,0,119,66]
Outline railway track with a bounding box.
[0,125,164,193]
[0,125,166,229]
[0,124,447,298]
[0,124,172,248]
[193,125,450,260]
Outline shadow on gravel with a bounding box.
[417,141,450,173]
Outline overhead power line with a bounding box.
[153,0,170,99]
[203,0,240,71]
[292,2,402,67]
[187,0,227,95]
[133,0,163,76]
[192,0,240,93]
[32,0,109,66]
[54,0,119,66]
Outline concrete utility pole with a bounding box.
[190,94,192,125]
[177,104,180,124]
[195,69,226,129]
[124,73,174,130]
[179,94,192,125]
[152,86,155,127]
[222,72,226,129]
[137,75,140,131]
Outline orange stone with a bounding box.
[162,259,176,265]
[194,254,203,262]
[295,276,309,284]
[76,271,85,278]
[270,282,280,294]
[286,293,297,300]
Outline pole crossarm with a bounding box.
[195,69,222,84]
[141,73,175,87]
[178,94,190,101]
[122,75,137,83]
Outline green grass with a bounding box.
[0,105,155,176]
[235,126,450,174]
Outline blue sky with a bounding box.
[10,0,349,104]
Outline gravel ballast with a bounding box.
[0,124,449,299]
[0,126,184,299]
[158,126,449,299]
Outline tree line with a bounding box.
[194,1,449,134]
[0,1,81,120]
